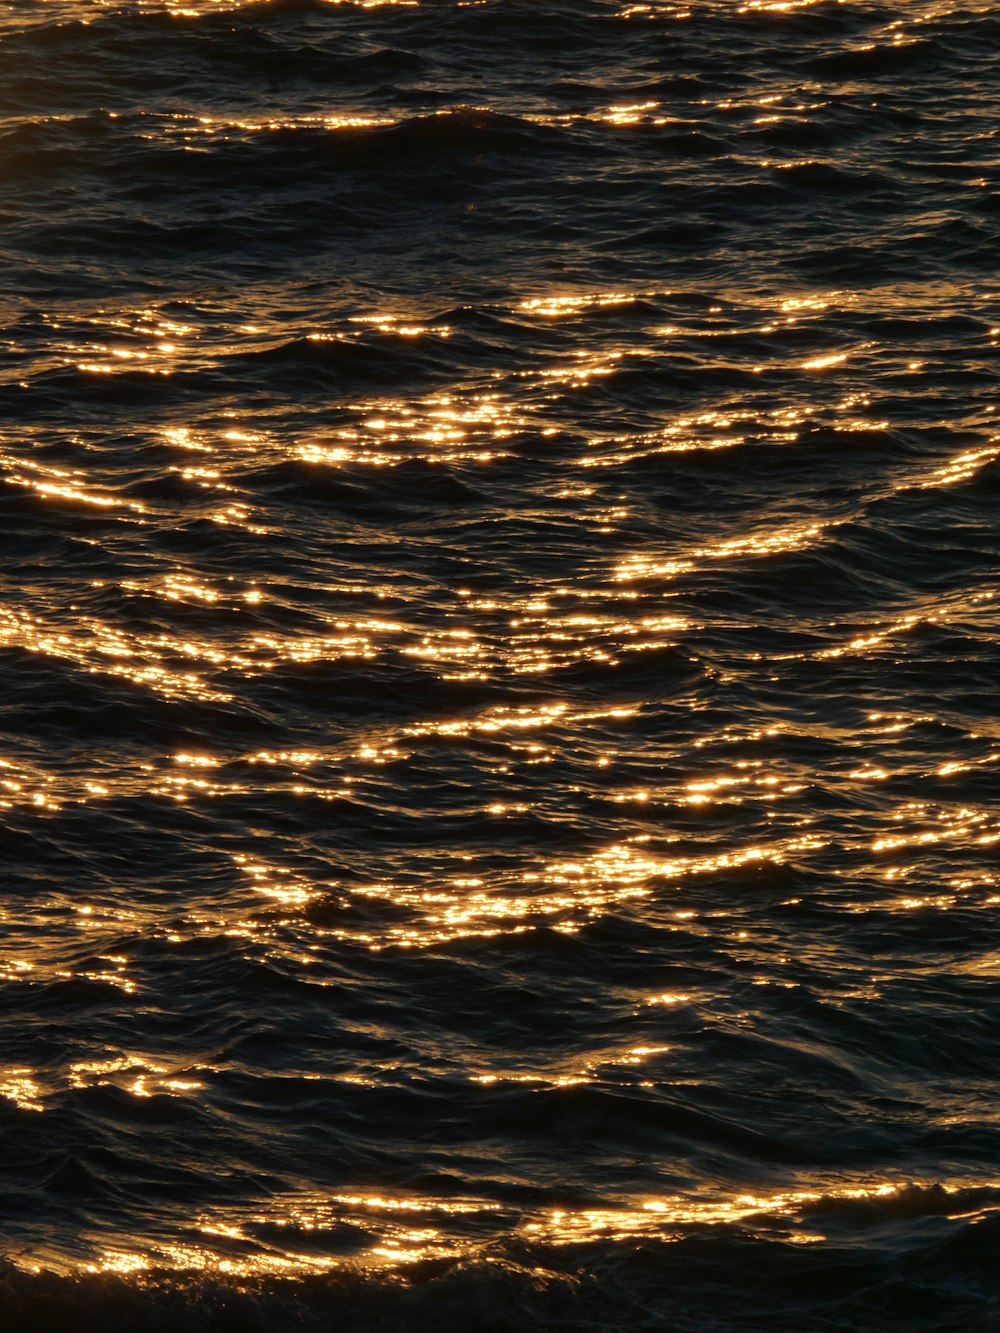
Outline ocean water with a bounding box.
[1,0,999,1327]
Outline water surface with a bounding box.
[1,1,999,1327]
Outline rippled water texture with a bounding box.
[1,0,999,1327]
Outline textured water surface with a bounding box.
[1,0,999,1327]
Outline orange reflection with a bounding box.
[17,1178,994,1279]
[616,521,822,583]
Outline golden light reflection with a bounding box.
[52,304,198,379]
[0,1068,45,1113]
[84,0,420,20]
[28,1177,992,1279]
[583,404,818,466]
[520,292,637,318]
[533,1183,902,1244]
[681,762,807,807]
[1,1052,209,1112]
[738,0,829,12]
[0,593,482,705]
[305,832,824,951]
[172,112,395,143]
[0,694,646,817]
[816,610,928,658]
[67,1055,204,1100]
[802,351,849,371]
[0,453,149,514]
[781,296,832,313]
[919,441,999,488]
[937,751,1000,779]
[294,388,531,466]
[615,521,822,583]
[120,572,262,608]
[870,801,999,855]
[74,1192,504,1278]
[0,754,62,812]
[233,854,319,907]
[0,906,140,996]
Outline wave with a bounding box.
[4,1190,1000,1332]
[2,0,999,1324]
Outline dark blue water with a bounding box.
[1,1,999,1327]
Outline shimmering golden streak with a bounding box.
[309,835,824,951]
[18,1170,995,1278]
[616,521,822,583]
[0,1068,45,1112]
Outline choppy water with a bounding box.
[1,0,999,1327]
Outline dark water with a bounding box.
[1,0,999,1327]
